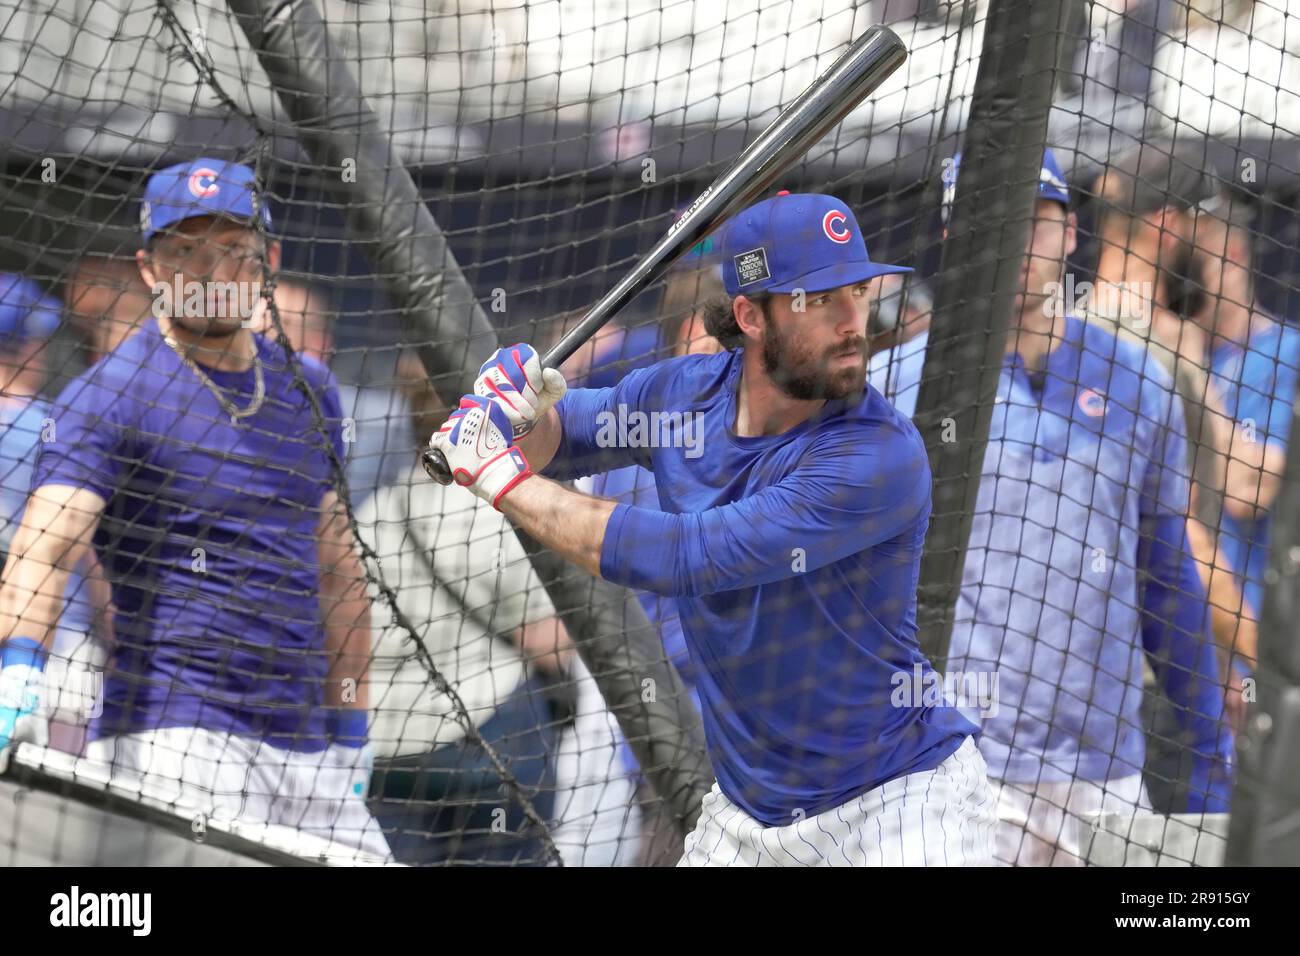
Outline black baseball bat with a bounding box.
[423,24,908,484]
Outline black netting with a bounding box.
[0,0,1294,869]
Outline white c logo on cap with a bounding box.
[822,210,851,244]
[188,168,220,198]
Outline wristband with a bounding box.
[0,638,48,672]
[327,708,369,748]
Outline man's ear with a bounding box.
[733,295,765,341]
[265,239,282,274]
[135,248,157,291]
[1065,211,1079,258]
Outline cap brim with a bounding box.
[767,259,912,294]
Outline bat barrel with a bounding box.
[542,25,907,369]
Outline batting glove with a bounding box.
[0,638,49,774]
[324,708,374,800]
[429,395,533,509]
[474,343,567,436]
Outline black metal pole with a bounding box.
[226,0,712,843]
[912,0,1078,667]
[1226,409,1300,864]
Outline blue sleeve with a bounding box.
[1139,359,1191,519]
[1138,513,1233,813]
[32,366,138,502]
[600,423,930,597]
[315,368,347,503]
[1236,332,1298,453]
[542,361,670,481]
[322,377,346,466]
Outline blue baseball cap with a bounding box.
[719,192,911,297]
[942,148,1070,222]
[0,274,61,347]
[140,158,271,244]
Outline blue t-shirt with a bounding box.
[1209,317,1300,619]
[545,349,976,826]
[870,318,1191,783]
[33,320,345,751]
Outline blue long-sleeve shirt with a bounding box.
[543,349,976,826]
[1209,316,1300,622]
[870,318,1219,784]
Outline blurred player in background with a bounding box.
[0,158,389,859]
[357,354,572,865]
[1182,194,1298,677]
[432,192,995,867]
[871,150,1234,865]
[249,283,411,502]
[0,276,107,752]
[1090,145,1256,739]
[867,273,933,358]
[0,274,62,552]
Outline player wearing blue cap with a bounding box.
[0,277,103,740]
[0,275,63,558]
[430,192,995,866]
[870,150,1234,865]
[0,158,389,859]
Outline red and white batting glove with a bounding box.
[429,395,533,509]
[474,343,567,436]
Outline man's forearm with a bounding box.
[496,475,616,578]
[1223,433,1284,519]
[516,406,562,473]
[0,486,106,649]
[0,556,74,648]
[317,489,370,709]
[1187,517,1258,666]
[322,563,370,710]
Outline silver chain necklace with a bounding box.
[162,329,266,423]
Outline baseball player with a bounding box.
[430,192,996,866]
[0,158,389,860]
[869,150,1234,864]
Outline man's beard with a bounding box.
[761,313,867,401]
[167,310,244,340]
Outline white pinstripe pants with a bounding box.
[989,773,1150,867]
[678,736,996,866]
[87,727,392,861]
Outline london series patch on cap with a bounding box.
[733,247,771,286]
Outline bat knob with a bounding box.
[421,447,455,486]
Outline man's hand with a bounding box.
[0,638,49,773]
[430,395,533,509]
[474,343,567,435]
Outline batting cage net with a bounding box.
[0,0,1295,868]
